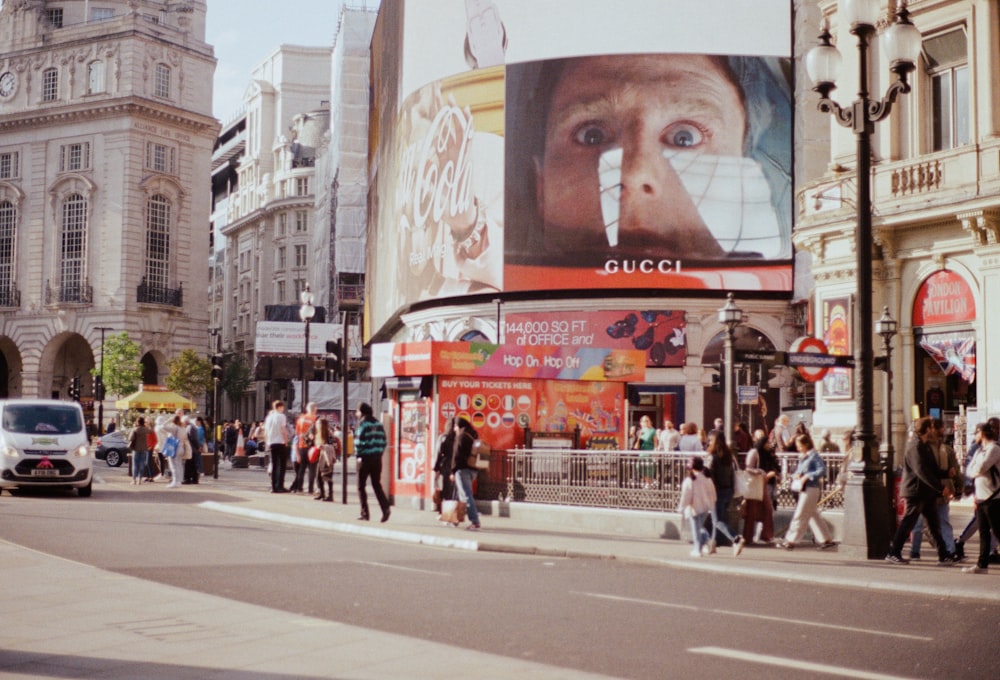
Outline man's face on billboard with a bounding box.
[534,54,746,259]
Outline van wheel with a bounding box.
[78,481,92,497]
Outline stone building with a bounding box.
[0,0,216,418]
[797,0,1000,457]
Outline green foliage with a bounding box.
[220,353,253,400]
[165,348,213,399]
[89,332,142,398]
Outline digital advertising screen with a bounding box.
[367,0,793,339]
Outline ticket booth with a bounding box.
[371,341,646,507]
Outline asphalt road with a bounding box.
[2,475,995,680]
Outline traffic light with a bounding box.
[69,376,81,401]
[211,354,224,380]
[325,339,343,381]
[711,362,726,393]
[94,375,105,401]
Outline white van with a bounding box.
[0,399,92,497]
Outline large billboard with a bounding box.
[368,0,792,338]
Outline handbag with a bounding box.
[790,477,805,493]
[735,470,764,501]
[439,499,467,524]
[308,446,321,464]
[162,435,179,459]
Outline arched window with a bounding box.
[154,63,170,98]
[0,200,16,299]
[145,194,170,290]
[60,193,87,294]
[87,60,105,94]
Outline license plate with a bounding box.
[31,469,59,477]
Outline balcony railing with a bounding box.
[0,284,20,308]
[45,279,92,304]
[476,449,846,513]
[137,278,183,307]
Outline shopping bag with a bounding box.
[439,499,467,524]
[162,435,179,459]
[735,470,764,501]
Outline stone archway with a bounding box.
[38,332,95,400]
[0,337,23,398]
[141,352,160,385]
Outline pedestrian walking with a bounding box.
[705,430,744,554]
[909,418,960,560]
[885,417,954,565]
[313,417,339,502]
[678,456,716,557]
[778,433,836,551]
[264,401,290,493]
[354,402,391,522]
[127,416,152,485]
[451,417,481,530]
[962,421,1000,574]
[433,417,457,514]
[291,403,318,494]
[741,432,778,545]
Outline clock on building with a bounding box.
[0,72,15,98]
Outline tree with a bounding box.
[220,353,253,402]
[165,348,213,400]
[90,332,143,397]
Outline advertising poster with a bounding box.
[504,310,686,367]
[822,297,852,400]
[437,376,625,450]
[366,0,793,340]
[396,398,431,495]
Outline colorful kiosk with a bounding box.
[371,341,645,507]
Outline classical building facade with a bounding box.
[210,5,377,421]
[796,0,1000,458]
[0,0,216,414]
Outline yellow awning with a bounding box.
[114,385,197,412]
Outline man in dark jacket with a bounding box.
[886,416,954,565]
[354,402,391,523]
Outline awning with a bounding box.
[115,384,197,411]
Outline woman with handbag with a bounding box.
[433,418,457,514]
[451,417,482,531]
[705,431,744,555]
[778,432,836,550]
[741,433,778,545]
[678,456,716,557]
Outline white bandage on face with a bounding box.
[663,149,782,259]
[598,147,623,247]
[595,147,783,258]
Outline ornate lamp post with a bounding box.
[805,0,921,558]
[718,293,743,449]
[875,306,898,526]
[299,284,316,411]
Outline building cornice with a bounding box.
[0,97,219,135]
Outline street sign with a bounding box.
[734,350,787,364]
[786,352,855,368]
[737,385,760,404]
[788,336,829,382]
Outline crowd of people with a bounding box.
[668,410,1000,570]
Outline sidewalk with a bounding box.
[192,465,997,604]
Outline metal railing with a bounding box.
[0,284,20,308]
[477,449,847,513]
[45,279,92,304]
[137,278,183,307]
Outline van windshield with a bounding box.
[3,404,84,435]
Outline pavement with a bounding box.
[1,463,996,679]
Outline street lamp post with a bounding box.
[805,0,921,558]
[299,284,316,412]
[876,306,898,529]
[95,326,113,435]
[718,293,743,450]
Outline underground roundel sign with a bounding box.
[789,336,830,383]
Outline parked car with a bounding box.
[94,430,129,468]
[0,399,92,497]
